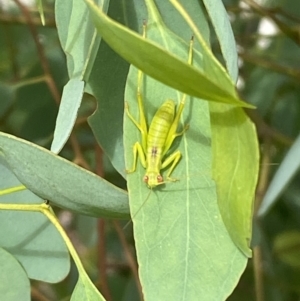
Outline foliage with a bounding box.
[0,0,300,300]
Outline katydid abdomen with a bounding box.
[144,100,176,187]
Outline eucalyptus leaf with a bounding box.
[51,78,84,154]
[0,132,129,218]
[36,0,45,26]
[202,0,238,82]
[55,0,107,79]
[204,0,259,257]
[0,162,70,282]
[210,103,259,257]
[259,133,300,216]
[71,275,106,301]
[85,0,252,107]
[0,248,30,301]
[87,0,137,177]
[123,4,246,299]
[53,0,108,153]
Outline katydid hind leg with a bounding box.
[125,25,149,151]
[125,65,148,152]
[135,23,148,151]
[125,102,146,137]
[162,38,194,156]
[136,68,148,151]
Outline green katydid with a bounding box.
[125,30,194,189]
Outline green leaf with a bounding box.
[55,0,107,80]
[51,78,84,154]
[36,0,45,26]
[54,0,109,153]
[0,162,70,282]
[154,0,210,43]
[210,103,259,257]
[124,6,247,300]
[0,248,30,301]
[199,0,259,257]
[71,274,105,301]
[0,132,129,218]
[259,133,300,216]
[202,0,238,82]
[87,0,137,176]
[87,41,128,177]
[85,0,252,108]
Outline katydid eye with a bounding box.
[143,176,149,183]
[157,175,163,183]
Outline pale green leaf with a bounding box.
[53,0,109,154]
[0,132,129,218]
[259,133,300,216]
[0,161,70,282]
[51,78,84,154]
[0,248,30,301]
[36,0,45,26]
[85,0,252,108]
[124,6,247,300]
[71,275,105,301]
[201,0,259,257]
[210,103,259,257]
[55,0,107,80]
[202,0,239,82]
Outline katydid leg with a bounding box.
[161,150,182,182]
[135,24,148,151]
[162,38,194,156]
[126,142,147,173]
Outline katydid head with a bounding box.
[143,172,164,188]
